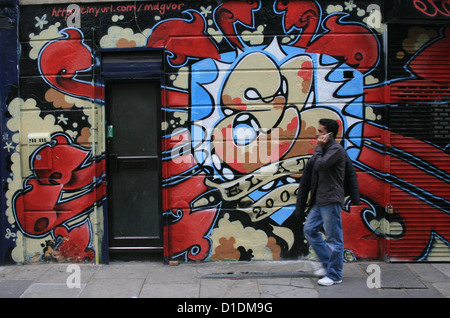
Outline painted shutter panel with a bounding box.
[386,23,450,261]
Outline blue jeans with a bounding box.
[304,203,344,281]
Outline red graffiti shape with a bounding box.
[39,28,103,101]
[408,26,450,83]
[147,11,220,65]
[54,221,95,262]
[413,0,450,17]
[167,207,218,261]
[358,124,450,260]
[275,1,379,73]
[365,26,450,103]
[304,15,379,73]
[215,0,260,49]
[13,133,106,237]
[163,174,219,261]
[275,0,320,48]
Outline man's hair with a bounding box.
[319,118,339,138]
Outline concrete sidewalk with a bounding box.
[0,260,449,298]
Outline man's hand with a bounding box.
[317,133,331,147]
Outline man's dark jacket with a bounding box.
[294,142,361,220]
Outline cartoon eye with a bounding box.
[233,124,256,146]
[232,113,260,146]
[274,76,288,98]
[280,76,287,96]
[244,88,262,101]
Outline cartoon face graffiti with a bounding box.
[190,40,361,224]
[213,51,311,174]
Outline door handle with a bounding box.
[119,157,150,169]
[108,155,158,172]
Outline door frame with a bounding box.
[99,48,164,261]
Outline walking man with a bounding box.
[295,118,359,286]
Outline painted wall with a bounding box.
[2,0,449,264]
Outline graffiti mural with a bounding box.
[2,0,449,263]
[12,133,106,261]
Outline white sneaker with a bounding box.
[318,276,342,286]
[313,268,327,277]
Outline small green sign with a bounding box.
[106,125,113,138]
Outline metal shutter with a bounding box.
[386,23,450,261]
